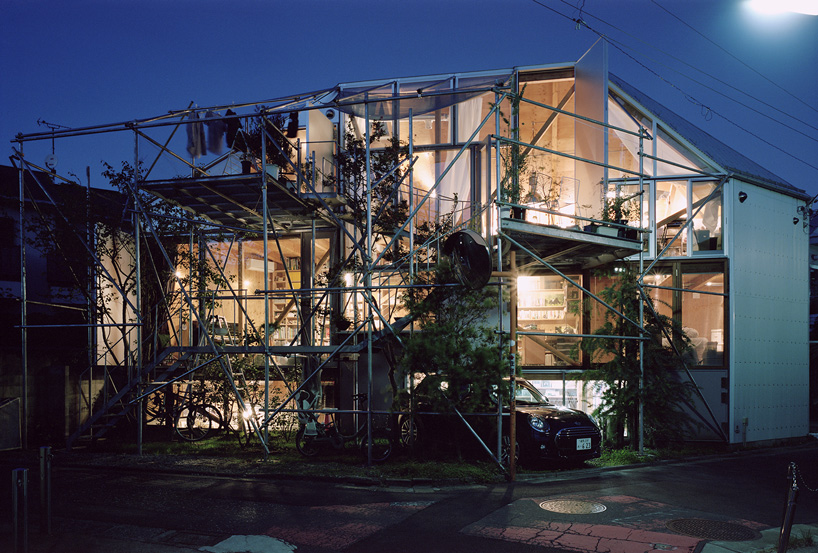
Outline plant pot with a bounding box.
[511,206,526,220]
[499,206,511,219]
[618,227,638,240]
[583,224,599,233]
[598,226,618,237]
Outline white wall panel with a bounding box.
[728,180,809,443]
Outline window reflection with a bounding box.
[692,182,722,252]
[681,268,724,366]
[656,181,688,256]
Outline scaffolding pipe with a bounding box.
[134,127,144,456]
[262,119,271,453]
[365,99,374,465]
[638,128,646,454]
[18,157,27,450]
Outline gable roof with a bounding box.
[609,74,809,201]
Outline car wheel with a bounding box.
[500,434,521,468]
[398,416,422,448]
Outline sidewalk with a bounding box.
[2,443,817,553]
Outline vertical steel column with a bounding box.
[18,158,28,451]
[86,166,95,439]
[12,468,28,553]
[365,99,374,465]
[637,129,646,454]
[39,446,51,534]
[408,108,414,280]
[494,90,504,464]
[509,251,518,481]
[262,119,271,454]
[134,128,143,456]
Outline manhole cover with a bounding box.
[539,500,607,514]
[666,519,761,541]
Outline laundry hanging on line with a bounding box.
[186,112,206,159]
[225,109,241,150]
[204,111,226,155]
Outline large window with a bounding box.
[643,261,726,367]
[655,179,723,257]
[691,182,723,252]
[518,274,582,367]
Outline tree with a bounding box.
[581,265,698,449]
[399,262,508,414]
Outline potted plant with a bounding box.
[600,195,639,239]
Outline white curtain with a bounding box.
[457,96,483,141]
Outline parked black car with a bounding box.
[397,376,602,466]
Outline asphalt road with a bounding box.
[1,442,817,553]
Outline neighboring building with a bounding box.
[0,164,128,447]
[11,41,811,449]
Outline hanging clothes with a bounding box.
[225,109,241,150]
[204,110,226,155]
[186,112,205,159]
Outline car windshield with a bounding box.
[514,381,550,405]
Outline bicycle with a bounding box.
[295,393,393,462]
[143,382,224,442]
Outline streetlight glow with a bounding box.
[746,0,818,15]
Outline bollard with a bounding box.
[778,462,799,553]
[12,468,29,553]
[39,446,52,535]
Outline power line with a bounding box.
[528,0,818,174]
[555,0,818,138]
[651,0,818,117]
[601,32,818,144]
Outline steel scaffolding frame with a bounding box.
[10,68,728,468]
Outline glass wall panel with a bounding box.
[655,128,710,176]
[516,79,577,221]
[691,181,723,252]
[455,91,500,143]
[607,98,646,177]
[409,149,471,227]
[656,180,688,256]
[645,269,674,321]
[518,274,582,367]
[681,266,725,366]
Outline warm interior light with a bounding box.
[243,280,251,288]
[175,271,183,279]
[746,0,818,15]
[344,273,354,287]
[517,276,538,293]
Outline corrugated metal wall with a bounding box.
[728,180,809,443]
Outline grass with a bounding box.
[46,428,770,485]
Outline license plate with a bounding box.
[576,438,592,451]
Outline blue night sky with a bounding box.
[1,0,816,197]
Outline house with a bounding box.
[0,164,129,447]
[10,41,810,450]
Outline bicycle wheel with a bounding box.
[360,428,393,463]
[144,391,164,424]
[295,426,320,457]
[175,404,214,441]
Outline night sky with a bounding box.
[1,0,816,197]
